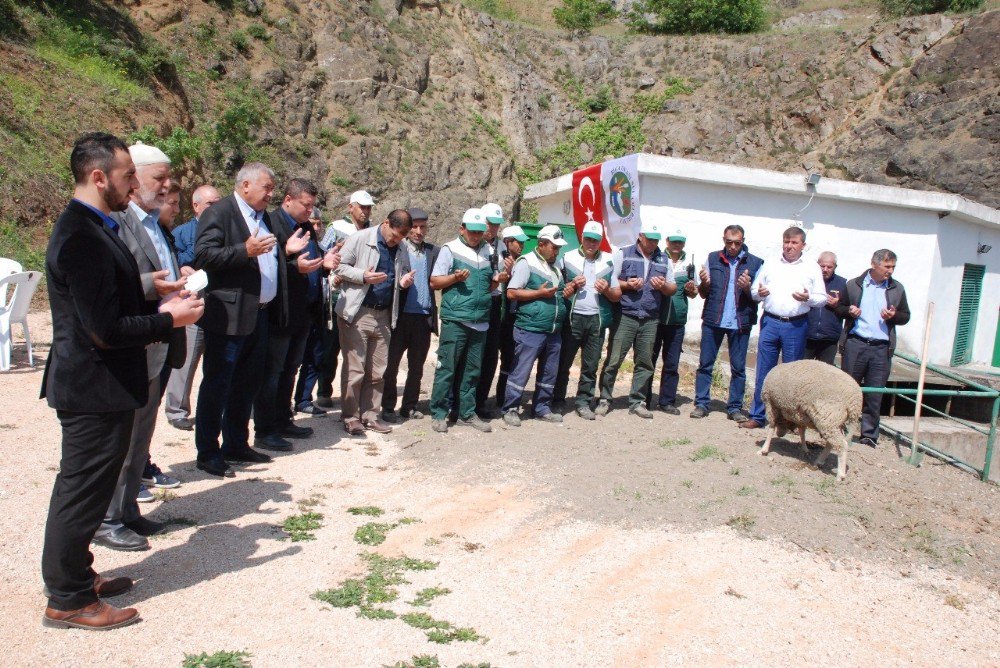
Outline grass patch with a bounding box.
[409,587,452,607]
[463,0,518,21]
[355,522,396,546]
[690,445,727,462]
[659,437,691,449]
[727,513,756,534]
[736,485,755,496]
[385,656,441,668]
[313,578,365,608]
[944,594,965,611]
[681,480,694,488]
[348,505,385,517]
[282,511,323,542]
[182,650,252,668]
[770,475,796,491]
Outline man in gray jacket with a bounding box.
[334,209,416,435]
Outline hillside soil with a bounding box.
[1,312,998,666]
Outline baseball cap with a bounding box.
[538,224,568,247]
[408,207,429,221]
[349,190,375,206]
[501,225,528,242]
[128,141,171,166]
[581,221,604,241]
[640,220,662,240]
[667,228,686,242]
[482,203,504,225]
[462,208,488,232]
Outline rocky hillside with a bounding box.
[1,0,998,258]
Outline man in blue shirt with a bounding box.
[835,249,910,447]
[382,208,439,422]
[692,225,764,421]
[164,184,220,431]
[805,251,847,365]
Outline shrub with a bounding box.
[877,0,983,15]
[553,0,617,32]
[630,0,768,34]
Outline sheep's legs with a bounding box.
[798,426,808,456]
[759,424,776,456]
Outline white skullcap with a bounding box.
[128,141,171,166]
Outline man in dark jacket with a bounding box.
[40,133,202,630]
[692,224,764,420]
[805,251,847,365]
[253,178,326,451]
[835,249,910,447]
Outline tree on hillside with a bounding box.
[628,0,768,34]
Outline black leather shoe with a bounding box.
[196,458,234,478]
[92,527,149,552]
[254,434,293,451]
[278,423,313,439]
[168,417,194,431]
[222,447,273,464]
[124,516,166,537]
[313,396,335,409]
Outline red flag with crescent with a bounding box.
[571,163,611,252]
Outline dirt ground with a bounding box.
[1,312,998,667]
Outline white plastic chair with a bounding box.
[0,258,23,307]
[0,271,42,371]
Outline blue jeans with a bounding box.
[749,315,808,423]
[295,319,338,408]
[695,324,750,413]
[502,327,562,416]
[195,309,269,461]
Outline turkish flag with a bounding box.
[571,163,611,252]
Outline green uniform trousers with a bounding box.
[555,312,605,409]
[430,320,487,420]
[599,313,657,408]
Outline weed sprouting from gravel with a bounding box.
[681,480,694,488]
[727,513,756,534]
[409,587,452,606]
[729,467,741,476]
[401,611,451,630]
[355,522,396,545]
[358,605,398,620]
[690,445,726,462]
[770,475,796,492]
[384,655,440,668]
[348,505,385,516]
[282,511,324,542]
[182,650,252,668]
[298,494,325,510]
[944,594,965,610]
[153,490,178,502]
[314,552,438,618]
[736,485,755,496]
[427,626,482,644]
[659,437,691,448]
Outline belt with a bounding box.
[361,303,390,311]
[849,333,889,345]
[765,311,807,323]
[258,301,272,311]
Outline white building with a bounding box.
[524,153,1000,368]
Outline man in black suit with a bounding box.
[193,162,309,477]
[254,177,327,451]
[94,142,189,552]
[41,133,203,630]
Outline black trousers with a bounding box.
[382,312,433,413]
[842,336,891,441]
[805,338,839,365]
[42,409,134,611]
[476,296,503,409]
[494,312,517,407]
[255,316,311,435]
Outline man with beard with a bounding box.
[41,132,203,629]
[805,251,847,365]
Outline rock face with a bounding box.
[3,2,998,241]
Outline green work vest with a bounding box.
[439,237,494,324]
[562,248,615,330]
[512,250,566,334]
[660,252,694,326]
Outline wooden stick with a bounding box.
[908,302,935,466]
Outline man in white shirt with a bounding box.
[742,226,827,429]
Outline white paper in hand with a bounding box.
[185,269,208,293]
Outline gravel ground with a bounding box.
[1,312,998,667]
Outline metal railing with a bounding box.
[864,351,997,482]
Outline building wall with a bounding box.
[533,175,1000,366]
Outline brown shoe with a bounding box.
[343,418,365,436]
[42,601,140,630]
[740,419,763,429]
[363,419,393,434]
[94,574,132,598]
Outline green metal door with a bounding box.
[951,263,985,366]
[992,308,1000,367]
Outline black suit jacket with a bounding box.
[115,205,187,369]
[269,208,321,335]
[194,194,294,336]
[41,200,174,412]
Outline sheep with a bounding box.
[758,359,863,481]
